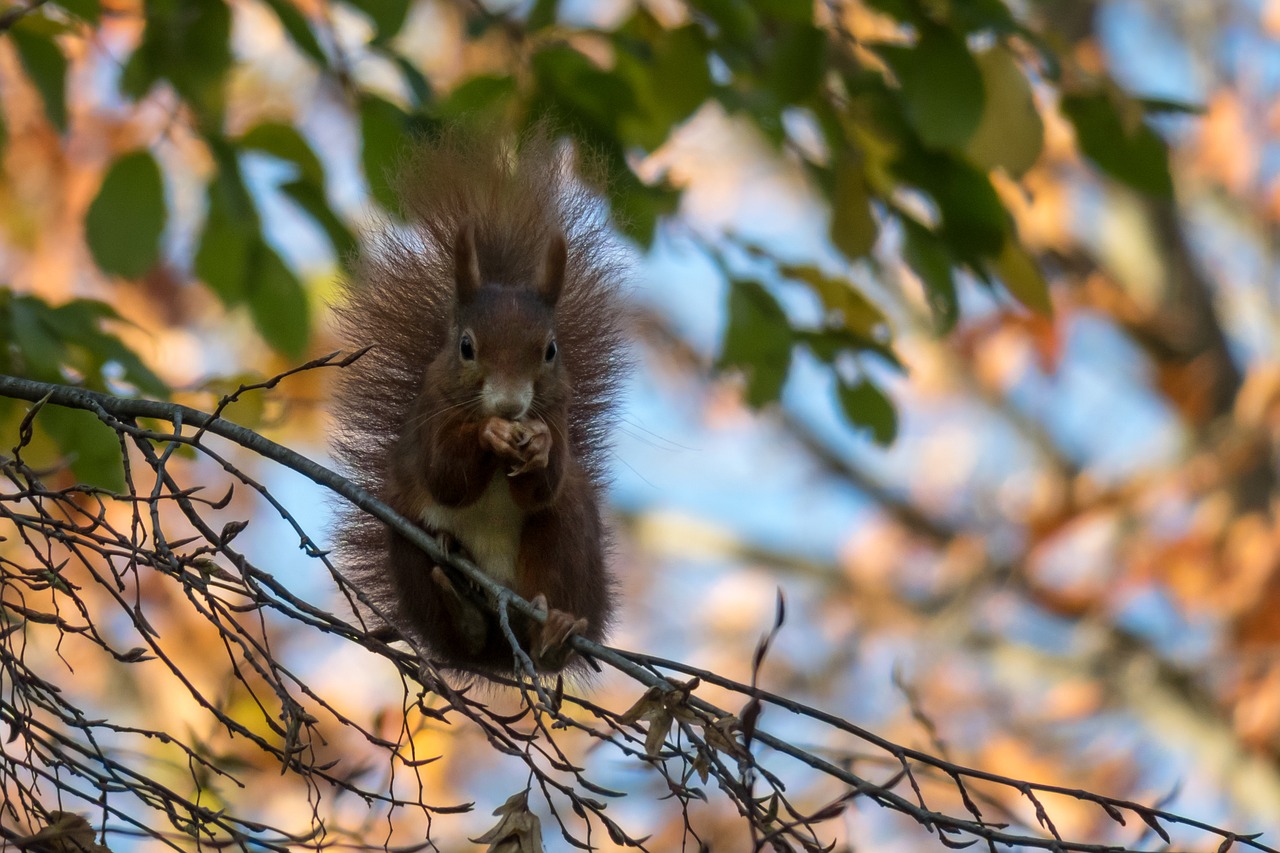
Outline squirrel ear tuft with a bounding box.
[538,231,566,306]
[454,221,481,301]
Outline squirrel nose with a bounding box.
[483,381,532,419]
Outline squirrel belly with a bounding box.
[330,125,629,677]
[416,471,525,588]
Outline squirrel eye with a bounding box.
[544,340,557,363]
[460,333,476,361]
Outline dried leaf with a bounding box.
[644,709,674,758]
[471,791,543,853]
[19,812,112,853]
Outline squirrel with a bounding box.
[329,125,628,676]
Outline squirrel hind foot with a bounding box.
[430,566,488,655]
[530,593,589,672]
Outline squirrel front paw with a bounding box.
[529,593,588,671]
[507,419,551,476]
[481,417,525,462]
[481,417,551,476]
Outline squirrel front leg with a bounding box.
[418,414,502,507]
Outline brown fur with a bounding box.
[330,125,628,676]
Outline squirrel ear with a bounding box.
[454,221,481,302]
[538,231,566,306]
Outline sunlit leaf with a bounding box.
[719,280,792,407]
[260,0,326,65]
[829,160,878,260]
[1062,91,1174,197]
[247,244,310,359]
[780,264,884,339]
[837,378,897,445]
[880,24,984,151]
[85,151,166,278]
[992,236,1052,316]
[10,24,68,132]
[965,46,1043,177]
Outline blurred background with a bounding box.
[3,0,1280,850]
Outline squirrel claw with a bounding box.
[529,594,587,671]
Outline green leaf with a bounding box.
[247,244,310,358]
[85,151,166,278]
[343,0,411,44]
[40,299,168,396]
[359,95,408,211]
[532,45,634,137]
[879,24,984,151]
[438,75,516,119]
[609,166,678,247]
[780,264,885,339]
[964,46,1043,177]
[837,378,897,445]
[991,236,1051,316]
[767,23,827,105]
[9,296,67,381]
[39,406,125,491]
[280,178,356,265]
[861,0,920,23]
[899,154,1007,260]
[719,280,792,407]
[615,15,712,149]
[902,219,958,332]
[829,160,878,260]
[125,0,232,123]
[797,326,902,370]
[10,24,68,132]
[239,122,324,184]
[527,0,558,30]
[196,169,257,305]
[56,0,100,23]
[1062,91,1173,197]
[686,0,759,45]
[946,0,1018,34]
[750,0,813,22]
[260,0,326,65]
[5,296,169,396]
[391,53,433,107]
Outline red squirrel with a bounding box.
[330,126,627,675]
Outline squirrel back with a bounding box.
[330,125,629,674]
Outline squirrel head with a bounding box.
[444,222,567,419]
